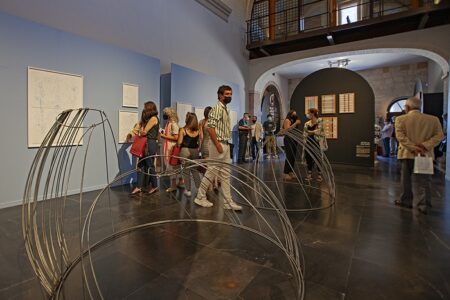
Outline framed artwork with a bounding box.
[339,93,355,113]
[28,67,83,147]
[176,102,193,127]
[118,111,139,143]
[195,107,204,120]
[321,94,336,114]
[122,83,139,108]
[304,96,318,114]
[230,110,238,130]
[322,117,338,139]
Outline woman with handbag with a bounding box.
[177,112,201,197]
[160,107,181,193]
[303,108,326,182]
[129,101,160,195]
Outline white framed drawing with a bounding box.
[122,83,139,108]
[119,111,139,143]
[195,107,204,120]
[176,102,193,127]
[230,110,238,131]
[27,67,83,147]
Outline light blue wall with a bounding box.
[0,12,160,208]
[170,63,244,126]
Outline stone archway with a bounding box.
[260,83,283,134]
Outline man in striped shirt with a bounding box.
[194,85,242,210]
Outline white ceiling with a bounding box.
[276,53,428,79]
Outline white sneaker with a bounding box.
[194,197,213,207]
[223,200,242,211]
[184,190,192,197]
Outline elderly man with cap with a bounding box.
[395,96,444,214]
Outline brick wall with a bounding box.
[358,62,429,119]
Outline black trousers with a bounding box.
[383,137,390,156]
[284,136,297,174]
[238,133,248,162]
[251,137,259,160]
[305,138,319,172]
[137,139,158,190]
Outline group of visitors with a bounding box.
[236,113,278,163]
[125,83,339,211]
[127,85,242,211]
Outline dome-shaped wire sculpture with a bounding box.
[23,108,305,299]
[237,127,336,212]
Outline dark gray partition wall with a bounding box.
[290,68,375,166]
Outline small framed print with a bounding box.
[122,83,139,108]
[118,111,138,143]
[322,117,338,139]
[305,96,318,114]
[321,94,336,114]
[339,93,355,113]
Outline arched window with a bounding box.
[261,84,282,134]
[387,97,408,113]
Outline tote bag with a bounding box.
[130,135,147,158]
[169,145,182,166]
[413,155,434,175]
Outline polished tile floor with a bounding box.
[1,157,449,299]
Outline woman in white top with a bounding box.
[161,107,181,192]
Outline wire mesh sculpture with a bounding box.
[23,108,305,299]
[241,127,336,212]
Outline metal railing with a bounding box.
[247,0,439,45]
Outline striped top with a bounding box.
[208,101,231,142]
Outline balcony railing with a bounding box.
[247,0,441,46]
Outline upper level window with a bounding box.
[339,4,358,24]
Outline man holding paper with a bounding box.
[395,96,444,214]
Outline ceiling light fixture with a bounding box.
[328,59,350,68]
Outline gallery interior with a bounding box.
[0,0,449,299]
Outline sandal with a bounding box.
[148,187,158,195]
[130,188,142,195]
[283,174,293,181]
[165,187,177,193]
